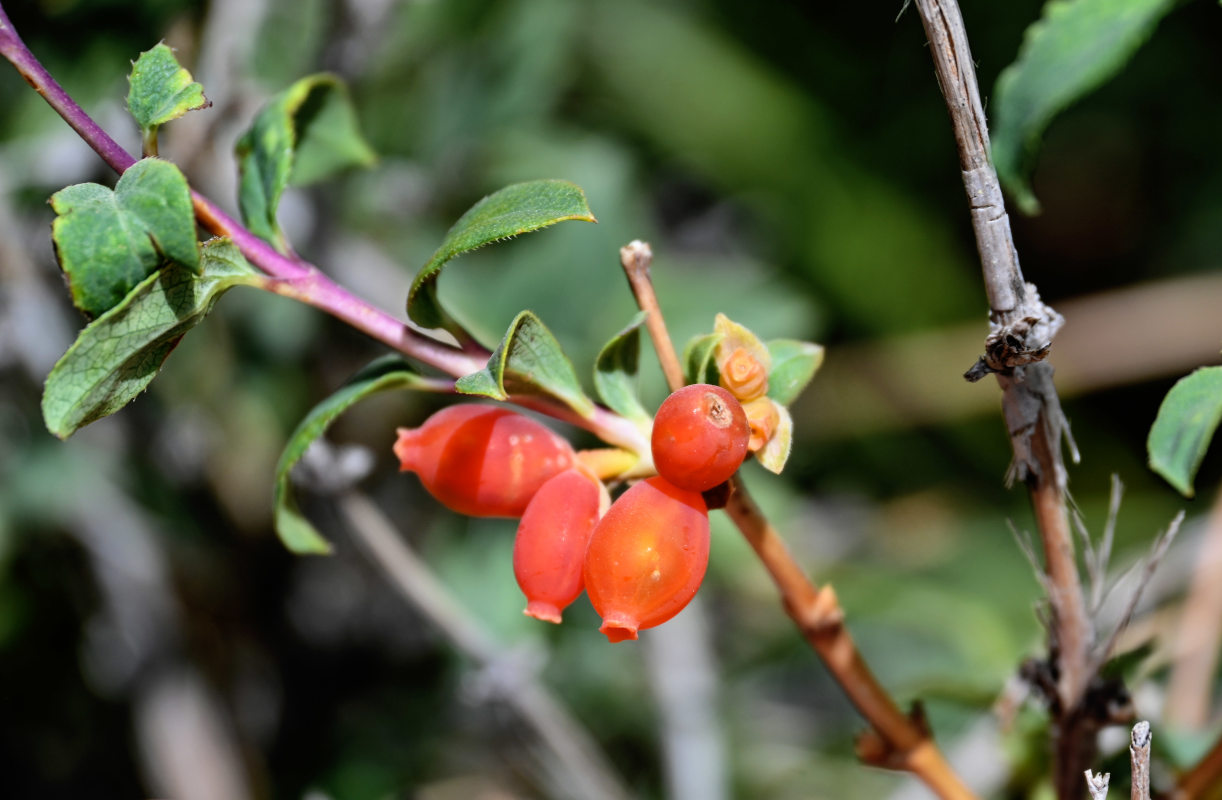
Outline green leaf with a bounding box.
[51,158,200,317]
[274,356,426,554]
[1147,366,1222,498]
[407,180,596,333]
[455,311,594,416]
[42,238,258,439]
[236,74,376,247]
[766,339,824,406]
[126,43,208,133]
[593,312,651,424]
[992,0,1176,214]
[683,333,722,386]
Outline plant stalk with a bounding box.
[911,2,1095,796]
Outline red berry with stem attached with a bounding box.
[583,476,710,642]
[513,468,606,623]
[394,404,574,517]
[651,384,750,492]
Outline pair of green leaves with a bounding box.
[45,46,221,437]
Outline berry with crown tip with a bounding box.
[513,468,605,623]
[583,476,710,642]
[394,404,574,517]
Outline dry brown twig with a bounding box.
[1131,722,1151,800]
[1086,769,1111,800]
[618,241,975,799]
[910,1,1102,796]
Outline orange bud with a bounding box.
[718,347,769,401]
[742,396,780,452]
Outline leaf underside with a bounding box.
[42,238,258,439]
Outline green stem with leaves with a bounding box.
[0,3,649,457]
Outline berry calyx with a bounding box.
[583,476,710,642]
[651,384,750,492]
[394,404,574,517]
[513,468,606,623]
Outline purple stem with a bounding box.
[0,3,479,373]
[0,4,652,454]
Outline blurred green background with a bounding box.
[2,0,1221,798]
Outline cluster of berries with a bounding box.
[394,383,752,642]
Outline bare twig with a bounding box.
[910,2,1095,796]
[1166,483,1222,728]
[1092,513,1184,670]
[1130,722,1151,800]
[1086,769,1111,800]
[338,492,633,800]
[620,241,974,799]
[619,241,686,392]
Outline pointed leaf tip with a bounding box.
[127,42,209,132]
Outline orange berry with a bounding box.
[583,477,710,642]
[513,469,604,623]
[651,384,750,492]
[394,404,574,517]
[718,346,768,401]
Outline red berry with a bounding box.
[394,404,574,517]
[651,384,750,492]
[513,469,605,623]
[583,477,710,642]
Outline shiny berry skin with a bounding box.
[394,404,574,517]
[583,477,710,642]
[651,384,750,492]
[513,469,605,623]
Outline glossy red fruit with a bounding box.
[513,469,605,623]
[394,404,574,517]
[651,384,750,492]
[583,477,710,642]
